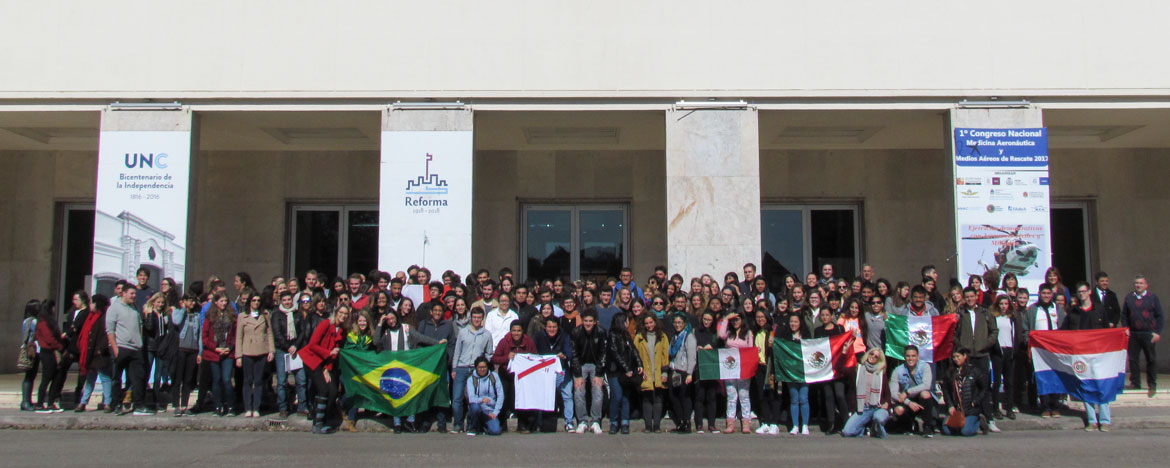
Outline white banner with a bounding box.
[92,131,191,297]
[378,130,473,276]
[953,128,1051,297]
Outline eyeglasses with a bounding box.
[300,300,311,304]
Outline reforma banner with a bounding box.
[378,130,473,276]
[92,131,191,297]
[953,127,1051,297]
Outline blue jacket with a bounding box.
[534,329,573,373]
[466,371,504,415]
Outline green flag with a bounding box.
[339,345,450,416]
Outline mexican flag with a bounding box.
[773,334,857,383]
[339,345,451,416]
[884,314,958,362]
[697,348,760,380]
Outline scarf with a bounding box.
[857,360,884,411]
[279,304,297,341]
[669,324,691,358]
[77,311,102,374]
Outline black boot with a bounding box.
[20,379,34,411]
[312,396,334,434]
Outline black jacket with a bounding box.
[63,308,89,355]
[943,362,990,416]
[84,311,111,372]
[1091,288,1122,327]
[570,326,608,376]
[605,328,642,377]
[1065,303,1108,331]
[271,309,305,352]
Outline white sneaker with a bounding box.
[755,424,769,434]
[767,424,780,436]
[800,425,810,435]
[988,421,1001,433]
[789,426,800,435]
[591,422,602,434]
[575,422,587,434]
[748,411,758,420]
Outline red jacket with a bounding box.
[202,317,236,362]
[299,320,343,371]
[491,333,537,375]
[35,320,64,351]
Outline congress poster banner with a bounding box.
[91,131,191,297]
[378,130,473,276]
[953,128,1051,297]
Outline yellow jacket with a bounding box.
[634,331,669,391]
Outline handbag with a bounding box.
[945,378,966,430]
[17,345,34,371]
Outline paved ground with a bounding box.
[1,428,1168,467]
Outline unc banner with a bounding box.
[378,126,473,275]
[952,127,1052,295]
[92,130,192,297]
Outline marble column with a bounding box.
[665,108,762,281]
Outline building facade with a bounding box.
[2,1,1169,370]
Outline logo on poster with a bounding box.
[124,153,169,169]
[404,153,449,211]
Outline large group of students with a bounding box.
[16,261,1163,437]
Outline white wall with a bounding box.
[2,1,1168,98]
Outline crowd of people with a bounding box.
[16,262,1163,437]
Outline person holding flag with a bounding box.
[299,304,350,434]
[716,310,755,434]
[813,307,851,435]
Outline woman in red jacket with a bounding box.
[491,320,537,433]
[34,300,66,412]
[202,294,236,416]
[300,304,351,434]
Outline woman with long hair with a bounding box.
[780,314,811,435]
[1044,267,1071,304]
[340,310,375,432]
[369,290,393,322]
[718,308,754,434]
[34,300,65,412]
[751,308,781,435]
[814,307,850,434]
[19,300,39,411]
[169,293,201,416]
[692,310,721,433]
[1000,273,1020,300]
[788,285,807,310]
[397,297,419,329]
[201,293,236,416]
[235,294,274,418]
[750,276,776,305]
[990,294,1022,419]
[942,285,964,316]
[841,347,889,438]
[666,313,697,433]
[634,314,669,432]
[876,279,892,298]
[801,290,827,337]
[300,303,351,434]
[605,313,641,435]
[77,295,113,413]
[887,281,911,315]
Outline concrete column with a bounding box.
[379,108,474,276]
[665,108,761,280]
[95,108,195,294]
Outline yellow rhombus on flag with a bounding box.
[340,346,449,416]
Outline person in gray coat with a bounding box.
[667,313,698,433]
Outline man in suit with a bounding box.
[1091,271,1122,328]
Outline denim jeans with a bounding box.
[573,364,604,424]
[943,414,981,436]
[210,359,234,411]
[788,383,810,428]
[274,351,307,412]
[468,403,502,435]
[450,367,473,430]
[1085,402,1111,426]
[79,368,114,407]
[556,372,575,425]
[607,377,630,427]
[841,407,889,438]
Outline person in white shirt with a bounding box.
[484,294,519,348]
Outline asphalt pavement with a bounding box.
[1,428,1168,467]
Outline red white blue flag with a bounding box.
[1029,328,1127,405]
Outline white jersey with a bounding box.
[508,353,563,411]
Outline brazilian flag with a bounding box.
[339,346,450,416]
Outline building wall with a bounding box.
[0,150,96,372]
[759,149,955,284]
[473,150,666,282]
[186,150,379,285]
[3,1,1168,98]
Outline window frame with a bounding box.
[287,203,378,279]
[520,203,630,282]
[761,203,863,278]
